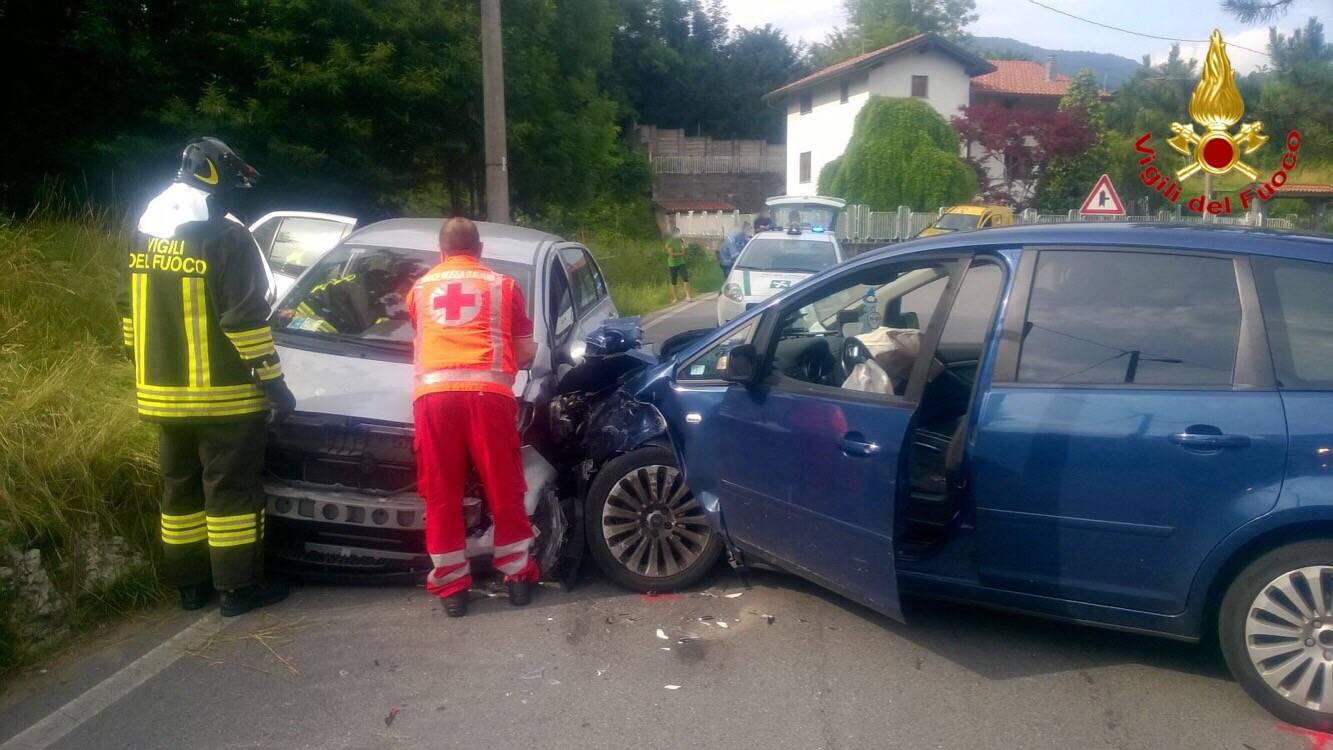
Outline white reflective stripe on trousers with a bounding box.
[430,551,467,568]
[493,539,532,558]
[427,565,470,587]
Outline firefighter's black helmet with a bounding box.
[177,137,260,192]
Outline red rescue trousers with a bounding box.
[413,390,540,598]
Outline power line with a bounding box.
[1022,0,1272,57]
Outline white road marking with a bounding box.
[1,611,224,750]
[642,293,716,332]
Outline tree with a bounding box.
[1034,70,1114,211]
[1222,0,1297,23]
[809,0,977,69]
[952,104,1096,208]
[818,97,975,210]
[1251,18,1333,164]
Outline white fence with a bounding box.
[670,205,1298,244]
[651,155,786,174]
[670,210,754,238]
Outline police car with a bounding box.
[716,222,846,325]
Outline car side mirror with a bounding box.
[722,343,759,384]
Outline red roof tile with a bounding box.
[1275,183,1333,197]
[656,199,737,212]
[971,60,1076,97]
[765,34,994,100]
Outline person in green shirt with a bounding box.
[665,229,691,303]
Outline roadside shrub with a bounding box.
[818,96,975,210]
[0,207,163,673]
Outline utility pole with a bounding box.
[480,0,510,224]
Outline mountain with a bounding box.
[967,36,1143,90]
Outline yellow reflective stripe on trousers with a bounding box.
[162,510,206,523]
[121,317,133,346]
[162,530,207,545]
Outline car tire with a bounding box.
[1219,540,1333,730]
[584,446,724,592]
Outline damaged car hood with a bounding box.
[276,344,531,424]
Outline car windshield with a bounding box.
[736,238,837,274]
[768,206,839,231]
[272,245,534,347]
[929,212,982,233]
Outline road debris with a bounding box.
[664,684,682,690]
[725,592,744,599]
[521,667,545,680]
[762,614,776,625]
[384,707,399,728]
[660,647,671,651]
[717,621,729,629]
[655,628,669,640]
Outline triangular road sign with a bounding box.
[1080,174,1126,216]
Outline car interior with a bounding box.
[762,259,1005,554]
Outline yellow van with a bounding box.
[918,205,1014,237]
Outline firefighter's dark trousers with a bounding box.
[158,418,267,590]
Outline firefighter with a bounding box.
[406,217,539,617]
[117,137,295,617]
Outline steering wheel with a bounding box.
[841,336,871,379]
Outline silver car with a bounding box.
[263,218,617,577]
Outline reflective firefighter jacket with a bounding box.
[116,217,284,422]
[406,254,532,401]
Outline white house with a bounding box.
[765,33,1083,200]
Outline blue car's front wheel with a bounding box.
[585,446,723,592]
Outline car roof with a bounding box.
[871,222,1333,263]
[341,218,562,265]
[749,230,838,244]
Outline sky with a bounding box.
[722,0,1328,74]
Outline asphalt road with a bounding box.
[640,292,720,350]
[0,568,1316,750]
[0,297,1322,749]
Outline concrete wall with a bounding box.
[653,172,786,214]
[783,48,973,195]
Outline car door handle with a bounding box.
[1169,432,1251,450]
[840,434,881,457]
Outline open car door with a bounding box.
[662,253,970,621]
[249,211,358,301]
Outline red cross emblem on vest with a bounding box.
[429,281,483,326]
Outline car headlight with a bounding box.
[723,282,744,302]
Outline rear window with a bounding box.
[1253,257,1333,389]
[1017,251,1241,386]
[737,238,837,274]
[273,245,533,345]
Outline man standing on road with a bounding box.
[117,138,295,617]
[665,228,691,304]
[407,218,540,618]
[717,220,750,278]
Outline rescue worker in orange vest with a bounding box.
[406,217,540,617]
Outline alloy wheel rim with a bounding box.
[1246,565,1333,712]
[601,464,710,578]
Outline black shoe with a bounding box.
[179,584,212,611]
[220,579,290,618]
[507,580,532,607]
[442,592,469,618]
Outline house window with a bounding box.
[911,75,929,98]
[840,80,850,104]
[799,152,812,184]
[799,93,813,115]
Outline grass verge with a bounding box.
[577,233,724,317]
[0,208,165,674]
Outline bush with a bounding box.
[0,208,164,672]
[818,97,975,210]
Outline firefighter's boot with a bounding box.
[220,579,290,617]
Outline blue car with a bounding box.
[560,223,1333,729]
